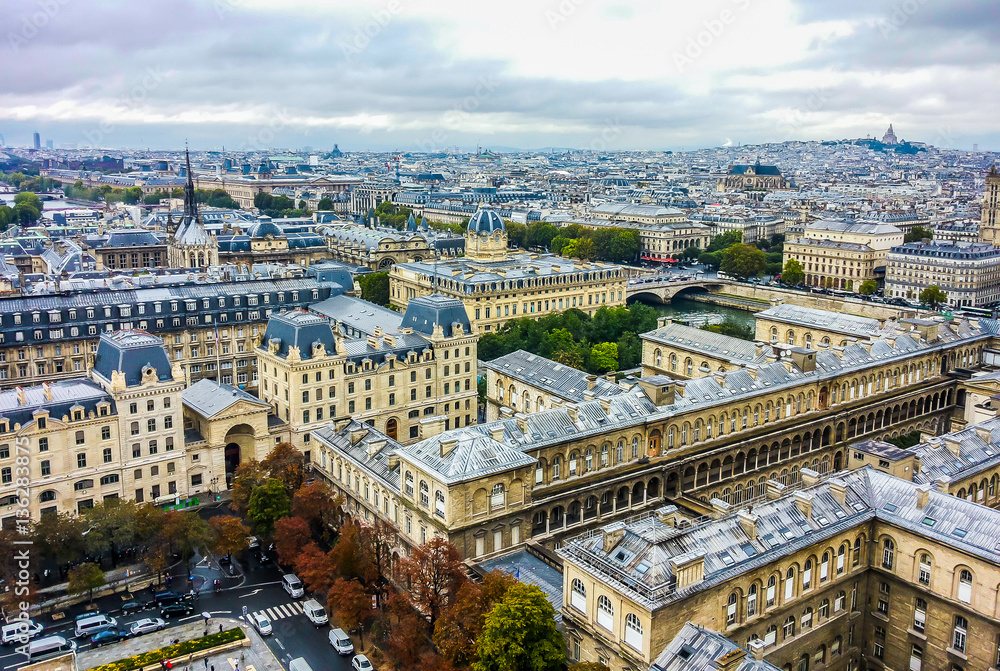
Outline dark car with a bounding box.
[152,591,182,606]
[160,602,194,619]
[120,600,145,616]
[90,628,125,647]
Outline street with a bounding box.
[2,549,354,671]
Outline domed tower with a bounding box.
[465,206,507,262]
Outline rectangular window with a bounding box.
[77,453,86,468]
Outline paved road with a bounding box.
[2,551,355,671]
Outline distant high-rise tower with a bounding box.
[882,124,898,145]
[45,139,53,149]
[32,132,40,149]
[981,165,1000,246]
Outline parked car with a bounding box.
[160,602,194,618]
[351,654,373,671]
[251,613,272,636]
[120,600,145,616]
[129,618,166,636]
[90,628,125,647]
[329,628,354,656]
[152,591,181,606]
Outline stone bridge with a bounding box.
[625,278,728,303]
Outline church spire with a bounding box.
[183,145,198,221]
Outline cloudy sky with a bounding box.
[2,0,998,152]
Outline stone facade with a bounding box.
[885,240,1000,308]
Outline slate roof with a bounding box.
[395,253,622,289]
[0,379,113,429]
[908,417,1000,485]
[642,323,769,365]
[91,330,173,387]
[803,218,901,236]
[394,425,537,485]
[727,163,782,176]
[310,295,404,337]
[483,350,626,402]
[651,623,780,671]
[400,294,471,337]
[105,229,164,248]
[558,467,1000,610]
[477,549,565,623]
[262,310,337,360]
[467,207,505,234]
[755,303,882,337]
[183,378,270,418]
[312,420,401,492]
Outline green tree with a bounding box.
[68,562,105,603]
[615,332,641,370]
[123,186,143,204]
[317,197,334,210]
[473,583,565,671]
[859,279,878,296]
[781,258,804,285]
[707,230,742,252]
[589,342,618,373]
[505,221,527,249]
[357,271,390,306]
[525,222,559,250]
[919,285,947,309]
[569,237,597,260]
[698,251,721,270]
[720,243,766,280]
[904,226,933,243]
[82,499,138,566]
[540,328,577,360]
[247,478,292,538]
[682,245,702,261]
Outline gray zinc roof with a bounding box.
[483,349,625,402]
[183,378,270,418]
[652,622,780,671]
[643,322,769,364]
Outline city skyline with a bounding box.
[3,0,998,152]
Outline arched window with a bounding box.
[570,579,586,612]
[834,591,845,612]
[435,490,446,517]
[746,584,758,617]
[490,483,505,509]
[836,545,846,574]
[953,615,967,653]
[726,592,738,625]
[601,445,608,467]
[764,624,777,646]
[918,554,931,585]
[801,607,813,629]
[958,569,972,603]
[881,538,894,570]
[597,595,613,630]
[39,490,56,502]
[631,437,639,458]
[552,456,561,480]
[655,349,662,366]
[782,615,795,639]
[616,441,624,462]
[670,353,677,372]
[685,358,693,376]
[820,552,829,581]
[585,449,593,471]
[786,330,795,345]
[624,613,643,650]
[419,480,429,506]
[385,417,398,440]
[784,567,795,601]
[802,559,812,589]
[853,537,862,566]
[766,575,777,607]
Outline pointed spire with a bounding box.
[183,145,198,222]
[407,212,417,232]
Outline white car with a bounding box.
[247,536,260,549]
[351,654,373,671]
[129,618,166,636]
[251,612,272,636]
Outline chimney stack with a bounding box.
[916,483,932,509]
[586,374,597,391]
[738,510,759,539]
[716,649,747,671]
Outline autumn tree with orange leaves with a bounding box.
[273,516,311,566]
[400,536,466,626]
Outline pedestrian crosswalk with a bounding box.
[250,601,304,622]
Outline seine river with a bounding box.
[633,297,756,331]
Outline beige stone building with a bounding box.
[320,224,434,270]
[753,303,888,349]
[885,240,1000,308]
[716,161,788,192]
[980,164,1000,247]
[587,203,687,225]
[390,207,628,333]
[641,320,772,379]
[783,219,903,290]
[255,294,478,455]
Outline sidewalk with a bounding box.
[77,618,284,671]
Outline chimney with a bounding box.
[566,403,580,423]
[936,476,951,493]
[975,425,992,444]
[670,549,706,589]
[754,341,764,358]
[913,455,921,474]
[916,483,932,509]
[716,649,747,671]
[744,364,758,380]
[747,639,766,661]
[489,425,504,442]
[710,498,732,518]
[714,371,726,387]
[499,406,514,419]
[794,491,814,518]
[828,479,847,505]
[766,479,786,500]
[367,438,386,458]
[738,510,759,539]
[605,371,616,383]
[599,397,611,413]
[656,504,678,526]
[515,413,529,434]
[440,436,458,457]
[419,415,446,439]
[586,374,598,391]
[583,390,595,401]
[42,382,52,401]
[602,521,626,550]
[349,424,368,444]
[674,380,685,397]
[944,435,962,457]
[799,467,820,487]
[16,386,25,406]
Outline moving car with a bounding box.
[152,591,182,606]
[75,614,118,639]
[351,654,373,671]
[90,628,125,647]
[251,612,272,636]
[329,628,354,655]
[1,619,43,645]
[120,600,145,616]
[160,602,194,618]
[302,599,328,626]
[129,618,166,636]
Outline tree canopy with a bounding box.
[473,583,565,671]
[358,271,390,307]
[781,258,805,286]
[247,478,292,538]
[720,243,767,280]
[904,226,933,243]
[919,285,947,308]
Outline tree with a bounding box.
[209,515,250,559]
[82,499,139,567]
[292,481,341,539]
[123,186,143,204]
[859,279,878,296]
[400,537,465,626]
[904,226,933,243]
[295,542,335,594]
[682,245,702,261]
[357,271,390,307]
[68,562,106,603]
[569,664,610,671]
[720,243,766,280]
[32,513,85,572]
[327,578,373,647]
[358,518,397,599]
[262,442,305,492]
[781,258,805,286]
[384,592,433,669]
[230,459,267,515]
[473,583,565,671]
[328,519,374,585]
[274,516,312,567]
[317,197,334,210]
[919,285,947,309]
[160,511,211,570]
[707,230,742,252]
[589,342,618,373]
[505,221,527,249]
[698,251,721,270]
[247,478,292,538]
[434,570,517,668]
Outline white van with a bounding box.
[28,635,76,659]
[328,628,354,656]
[288,657,314,671]
[302,599,327,626]
[281,574,304,598]
[1,619,43,645]
[75,614,117,639]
